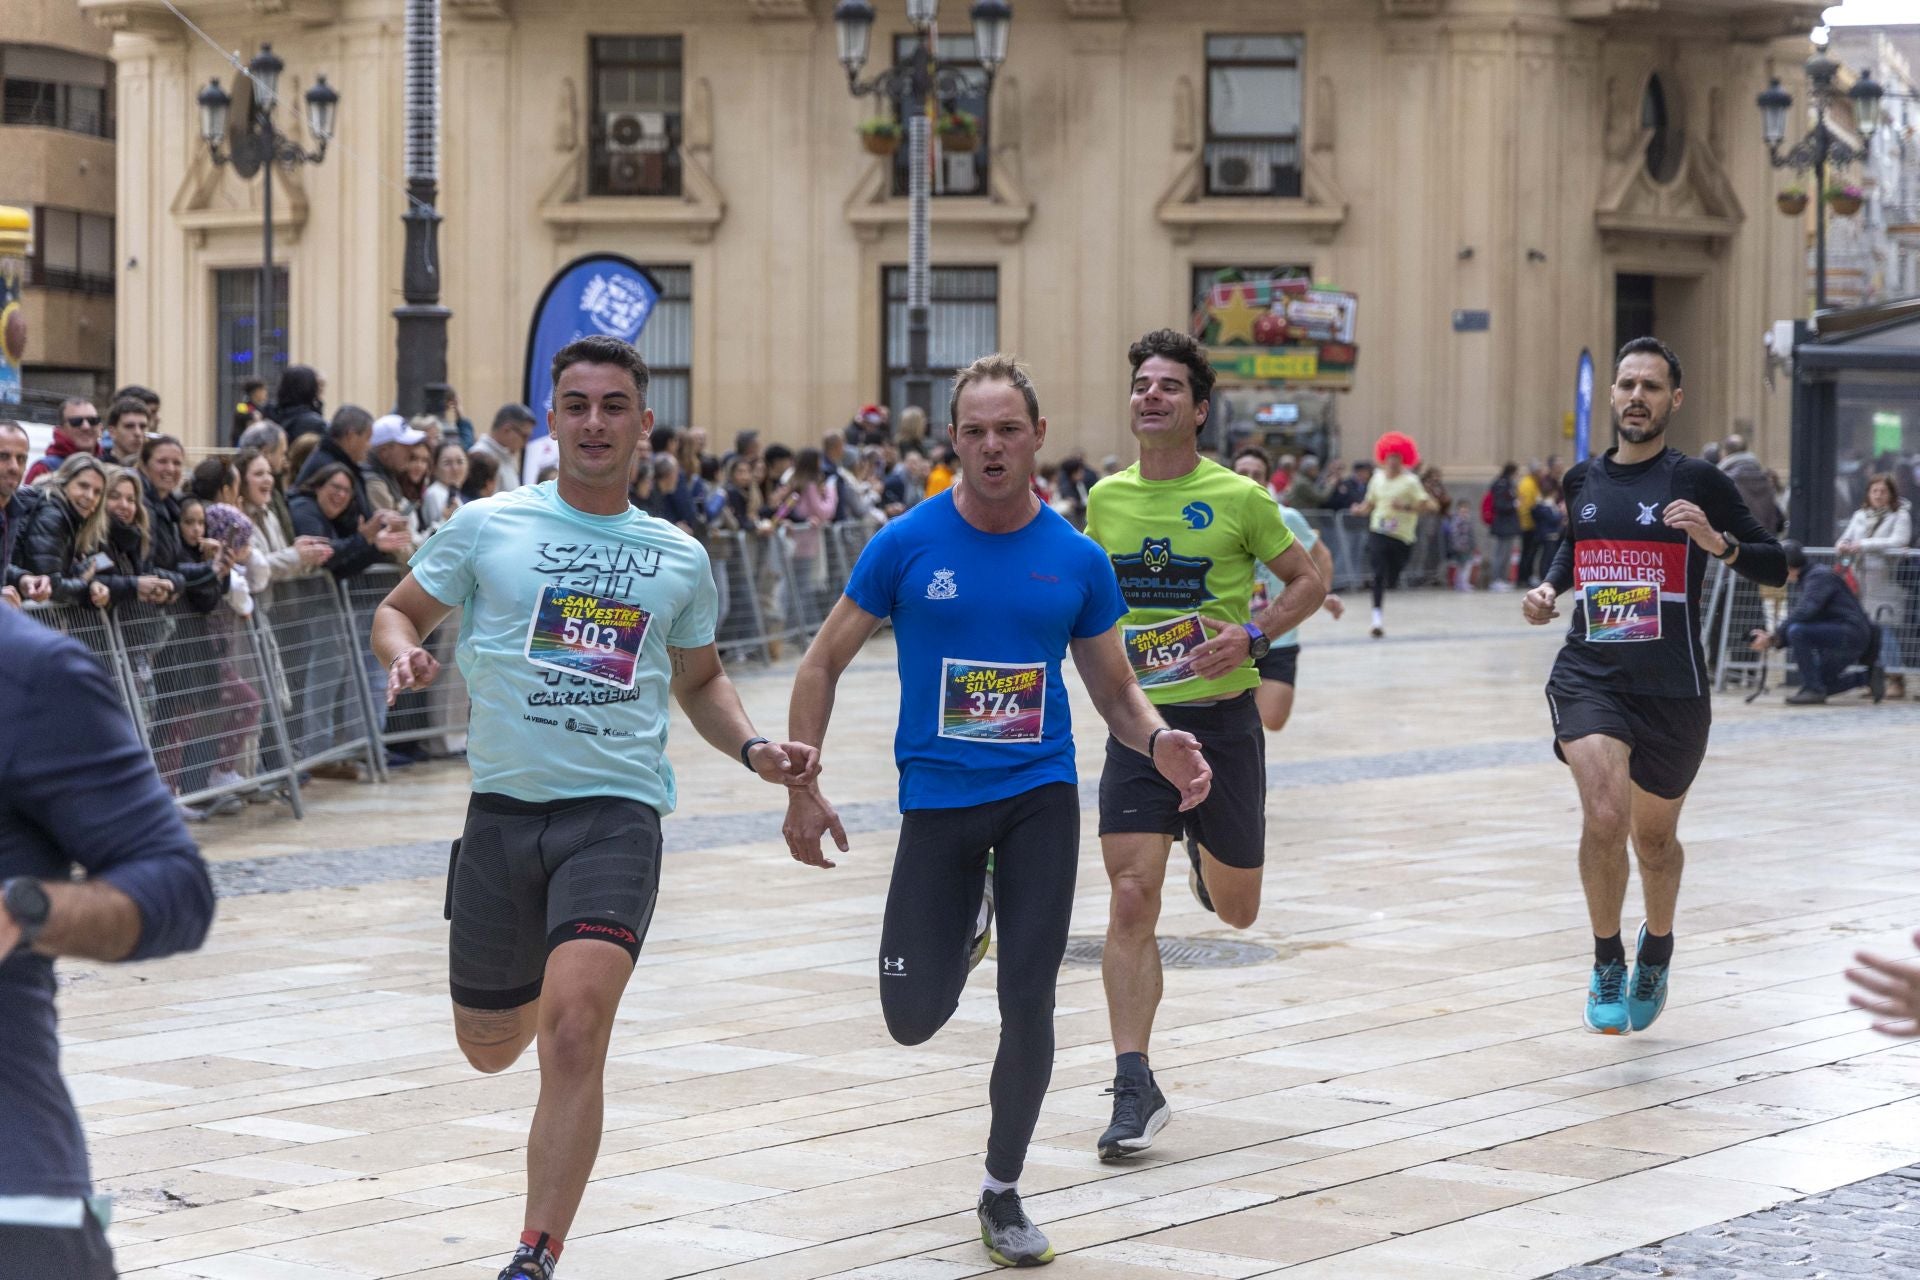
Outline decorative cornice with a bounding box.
[170,146,309,249]
[80,0,182,38]
[245,0,341,24]
[842,157,1033,244]
[1065,0,1126,16]
[746,0,813,18]
[1155,149,1348,245]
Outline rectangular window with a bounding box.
[636,266,692,429]
[882,266,998,429]
[1,45,114,138]
[1204,34,1302,198]
[588,36,683,198]
[28,206,114,294]
[890,34,989,199]
[214,267,290,441]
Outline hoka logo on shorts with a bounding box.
[1110,537,1214,611]
[926,568,959,600]
[1181,501,1214,530]
[1637,502,1661,526]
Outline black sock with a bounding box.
[1637,929,1674,968]
[1594,933,1626,967]
[1116,1051,1151,1080]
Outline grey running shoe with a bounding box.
[978,1188,1053,1267]
[1184,835,1214,914]
[1097,1071,1171,1160]
[969,877,994,973]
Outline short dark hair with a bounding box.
[949,353,1041,429]
[140,433,183,464]
[1127,328,1216,405]
[492,402,537,432]
[59,396,94,419]
[243,378,267,396]
[298,461,356,497]
[1615,336,1683,387]
[114,384,160,408]
[189,455,237,501]
[329,405,374,439]
[550,335,650,401]
[460,451,499,499]
[1780,538,1807,571]
[1234,444,1271,468]
[106,396,149,428]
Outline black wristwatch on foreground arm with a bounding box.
[1711,533,1739,562]
[2,877,51,950]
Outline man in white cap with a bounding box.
[362,413,429,553]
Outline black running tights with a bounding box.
[1368,531,1414,609]
[878,781,1079,1183]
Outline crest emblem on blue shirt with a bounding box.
[926,568,958,600]
[1181,501,1215,529]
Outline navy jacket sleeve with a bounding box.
[0,614,215,961]
[1782,569,1847,634]
[1685,461,1786,587]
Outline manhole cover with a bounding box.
[1060,935,1277,968]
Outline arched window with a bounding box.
[1642,74,1684,184]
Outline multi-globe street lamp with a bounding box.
[833,0,1010,418]
[1756,29,1882,311]
[196,46,338,395]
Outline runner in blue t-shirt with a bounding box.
[782,356,1211,1270]
[373,336,817,1280]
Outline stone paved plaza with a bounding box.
[61,590,1920,1280]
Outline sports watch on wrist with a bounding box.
[1242,622,1272,661]
[2,877,51,950]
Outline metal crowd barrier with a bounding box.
[17,517,884,821]
[1706,546,1918,693]
[1293,510,1447,593]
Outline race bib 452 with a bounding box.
[938,659,1046,743]
[1122,612,1206,690]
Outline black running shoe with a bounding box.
[1097,1071,1171,1160]
[1184,835,1214,914]
[978,1188,1054,1266]
[499,1243,556,1280]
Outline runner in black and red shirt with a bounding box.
[1522,337,1785,1037]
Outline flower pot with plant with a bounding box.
[859,118,902,156]
[937,109,979,152]
[1776,187,1808,216]
[1825,183,1864,217]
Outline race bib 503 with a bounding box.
[524,584,651,688]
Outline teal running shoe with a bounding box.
[1584,960,1630,1035]
[1627,923,1670,1032]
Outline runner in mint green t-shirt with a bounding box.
[370,336,817,1280]
[1232,448,1345,733]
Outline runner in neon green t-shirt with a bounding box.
[1083,328,1325,1163]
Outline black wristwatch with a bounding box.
[1242,622,1272,661]
[2,877,51,950]
[1711,534,1738,562]
[739,736,769,771]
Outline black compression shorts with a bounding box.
[446,792,662,1010]
[1098,691,1267,868]
[1546,681,1711,800]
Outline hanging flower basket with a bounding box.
[859,119,902,156]
[1776,189,1808,216]
[937,110,979,152]
[1825,184,1864,217]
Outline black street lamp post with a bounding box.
[1757,32,1883,312]
[197,46,337,396]
[395,0,449,419]
[833,0,1010,418]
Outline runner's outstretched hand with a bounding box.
[1151,730,1212,812]
[387,646,440,705]
[1522,583,1560,626]
[1189,616,1252,680]
[783,784,848,869]
[748,739,821,787]
[1847,929,1920,1038]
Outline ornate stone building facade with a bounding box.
[86,0,1821,471]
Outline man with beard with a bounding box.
[1522,337,1784,1036]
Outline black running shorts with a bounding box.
[1546,681,1711,800]
[1255,644,1299,686]
[1099,691,1267,868]
[446,792,662,1010]
[0,1222,118,1279]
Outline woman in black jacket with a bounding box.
[1487,462,1522,591]
[16,454,109,605]
[268,365,328,443]
[288,463,392,580]
[137,436,224,614]
[87,466,179,608]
